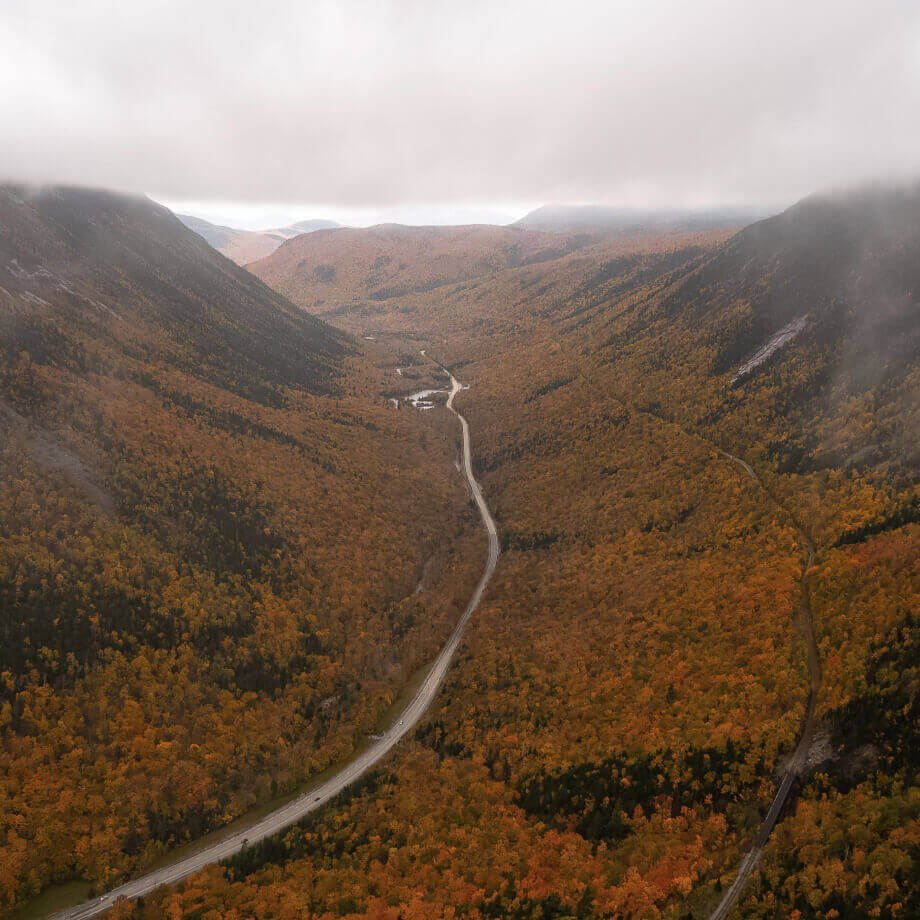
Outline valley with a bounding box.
[2,183,920,920]
[43,357,500,920]
[4,4,919,918]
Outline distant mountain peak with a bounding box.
[287,218,340,233]
[177,213,341,264]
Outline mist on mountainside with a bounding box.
[515,204,765,233]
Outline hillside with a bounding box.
[3,187,346,404]
[573,184,920,478]
[247,223,601,319]
[128,185,920,920]
[178,213,340,265]
[0,186,477,915]
[426,184,920,918]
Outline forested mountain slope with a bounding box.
[435,185,920,918]
[1,186,346,404]
[0,187,477,914]
[586,185,920,480]
[132,186,920,920]
[247,223,605,320]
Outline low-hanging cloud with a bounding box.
[2,0,919,210]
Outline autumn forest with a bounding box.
[2,179,920,920]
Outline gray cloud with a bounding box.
[2,0,919,211]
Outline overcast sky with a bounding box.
[2,0,919,227]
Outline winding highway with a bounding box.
[48,358,499,920]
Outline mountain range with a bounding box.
[177,212,340,265]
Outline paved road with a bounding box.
[48,361,499,920]
[706,454,822,920]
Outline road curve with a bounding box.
[706,454,821,920]
[47,361,499,920]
